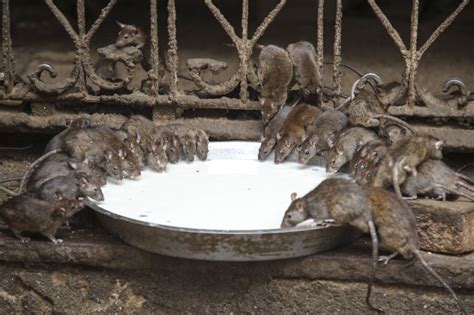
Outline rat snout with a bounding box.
[326,166,337,174]
[281,218,292,228]
[94,188,105,201]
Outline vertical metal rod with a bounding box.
[150,0,160,96]
[167,0,179,98]
[316,0,324,104]
[239,0,249,103]
[408,0,420,106]
[333,0,343,99]
[76,0,87,91]
[77,0,86,36]
[2,0,14,92]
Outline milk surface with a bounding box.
[96,142,329,231]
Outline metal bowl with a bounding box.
[90,141,361,261]
[92,205,361,261]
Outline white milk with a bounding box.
[96,141,329,231]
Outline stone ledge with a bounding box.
[409,199,474,255]
[0,222,472,291]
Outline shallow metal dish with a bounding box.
[90,141,361,261]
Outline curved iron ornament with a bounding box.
[29,0,137,95]
[28,63,81,96]
[367,0,470,107]
[191,0,287,102]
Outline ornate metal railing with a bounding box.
[0,0,472,120]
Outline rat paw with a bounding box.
[50,238,63,244]
[20,237,31,243]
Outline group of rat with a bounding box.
[256,42,471,313]
[0,115,208,244]
[0,20,470,312]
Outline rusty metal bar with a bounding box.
[316,0,324,104]
[167,0,179,99]
[43,0,79,43]
[149,0,160,96]
[418,0,470,58]
[250,0,287,45]
[1,0,14,92]
[333,0,343,99]
[366,0,407,55]
[239,0,250,103]
[77,0,86,36]
[204,0,240,46]
[86,0,118,42]
[407,0,420,106]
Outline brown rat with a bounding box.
[298,109,349,164]
[401,159,474,201]
[121,115,167,171]
[345,89,414,132]
[165,124,208,162]
[281,177,380,312]
[94,126,142,178]
[349,140,388,186]
[31,172,104,203]
[0,196,84,243]
[274,104,321,164]
[258,45,294,123]
[378,123,409,145]
[373,134,444,198]
[45,127,124,180]
[325,127,380,173]
[364,186,468,314]
[155,127,182,164]
[26,153,106,192]
[259,102,295,161]
[195,129,209,161]
[286,41,320,100]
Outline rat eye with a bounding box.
[287,214,292,219]
[304,150,310,156]
[124,35,129,39]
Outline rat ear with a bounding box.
[67,161,78,170]
[291,192,297,201]
[435,140,444,150]
[105,150,113,161]
[116,21,126,29]
[80,176,88,185]
[295,200,305,211]
[276,132,282,140]
[336,147,343,155]
[326,137,334,148]
[259,98,265,106]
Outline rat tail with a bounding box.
[392,165,403,199]
[18,149,62,194]
[415,251,468,315]
[0,145,33,150]
[0,186,20,196]
[456,163,474,174]
[365,219,383,313]
[0,177,23,195]
[0,177,22,185]
[434,184,474,202]
[372,115,415,133]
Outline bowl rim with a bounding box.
[88,140,333,236]
[88,201,334,236]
